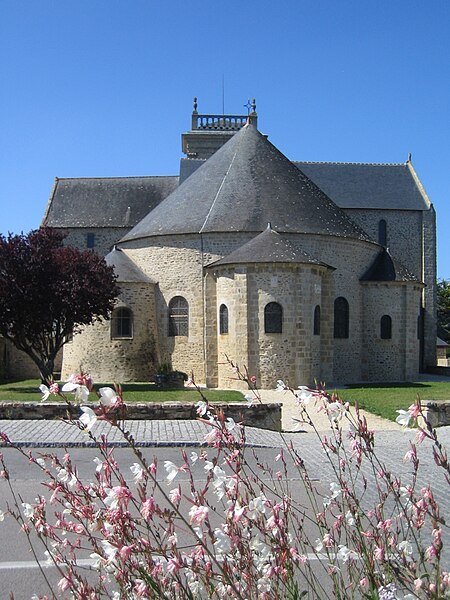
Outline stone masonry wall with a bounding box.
[62,282,158,382]
[61,228,128,257]
[361,283,421,382]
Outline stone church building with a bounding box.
[32,101,436,388]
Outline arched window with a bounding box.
[264,302,283,334]
[111,307,133,338]
[168,296,189,337]
[380,315,392,339]
[334,297,349,339]
[378,219,387,246]
[219,304,229,335]
[313,305,321,335]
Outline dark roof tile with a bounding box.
[122,124,371,243]
[208,225,333,268]
[42,176,178,228]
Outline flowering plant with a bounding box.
[0,364,449,599]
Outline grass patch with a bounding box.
[0,380,244,404]
[337,381,450,422]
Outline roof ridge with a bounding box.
[55,175,178,182]
[294,160,407,167]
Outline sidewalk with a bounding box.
[256,388,402,432]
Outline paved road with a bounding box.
[0,414,449,598]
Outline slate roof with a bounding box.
[105,247,154,283]
[360,248,419,282]
[208,225,333,269]
[42,176,179,228]
[121,124,372,243]
[293,162,431,211]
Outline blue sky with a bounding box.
[1,0,449,277]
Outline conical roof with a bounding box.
[360,248,419,282]
[105,247,154,283]
[207,225,333,269]
[121,124,371,242]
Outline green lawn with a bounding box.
[0,380,244,404]
[337,381,450,421]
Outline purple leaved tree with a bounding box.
[0,228,119,383]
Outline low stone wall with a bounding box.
[425,366,450,378]
[422,401,450,429]
[0,402,282,432]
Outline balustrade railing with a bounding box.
[192,114,251,130]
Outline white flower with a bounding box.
[214,527,231,554]
[295,386,313,405]
[164,461,179,484]
[100,539,117,563]
[62,382,90,403]
[395,409,411,428]
[245,393,255,407]
[57,468,77,489]
[326,401,345,423]
[247,495,267,519]
[225,417,236,431]
[337,545,359,562]
[39,384,50,402]
[93,457,103,472]
[79,406,97,431]
[345,510,356,526]
[190,451,199,463]
[275,380,286,391]
[397,540,413,555]
[36,458,46,469]
[22,503,34,519]
[130,463,144,483]
[98,387,119,407]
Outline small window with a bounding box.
[334,297,349,339]
[378,220,387,247]
[168,296,189,337]
[219,304,229,335]
[313,305,321,335]
[87,233,95,249]
[111,307,133,338]
[380,315,392,339]
[264,302,282,334]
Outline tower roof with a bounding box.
[121,124,371,243]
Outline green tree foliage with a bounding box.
[0,228,119,383]
[437,278,450,340]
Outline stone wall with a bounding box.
[62,230,424,388]
[62,281,159,382]
[361,282,422,382]
[62,227,128,257]
[344,207,436,371]
[0,401,282,432]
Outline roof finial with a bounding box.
[266,222,272,230]
[407,152,412,163]
[193,97,198,114]
[251,98,256,114]
[244,99,252,115]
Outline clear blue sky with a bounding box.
[1,1,449,277]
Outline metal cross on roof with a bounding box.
[244,99,252,115]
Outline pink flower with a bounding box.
[189,505,209,525]
[104,485,132,509]
[141,497,156,520]
[374,546,385,561]
[166,557,182,575]
[408,402,421,419]
[169,488,181,504]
